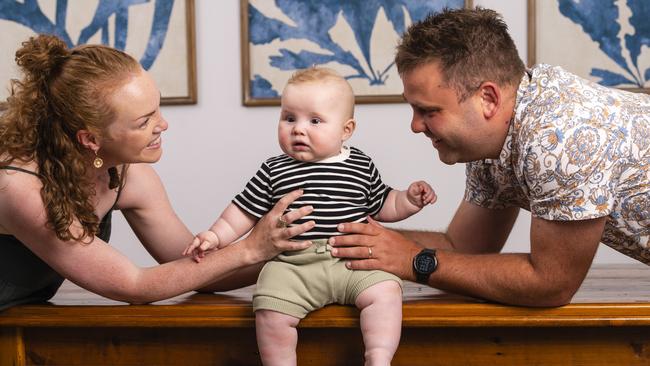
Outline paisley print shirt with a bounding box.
[464,64,650,264]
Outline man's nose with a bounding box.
[411,113,425,134]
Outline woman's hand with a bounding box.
[241,189,315,263]
[329,217,422,281]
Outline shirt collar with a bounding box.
[493,69,532,166]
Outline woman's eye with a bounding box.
[139,119,150,128]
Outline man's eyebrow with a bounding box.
[407,99,435,111]
[401,93,440,110]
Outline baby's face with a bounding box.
[278,81,354,162]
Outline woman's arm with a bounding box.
[115,164,195,263]
[0,168,314,303]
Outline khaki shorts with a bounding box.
[253,239,402,319]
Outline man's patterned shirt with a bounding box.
[465,64,650,264]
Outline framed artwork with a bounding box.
[528,0,650,93]
[0,0,197,105]
[241,0,473,106]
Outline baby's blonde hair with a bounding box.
[286,67,355,117]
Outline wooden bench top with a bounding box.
[2,264,649,328]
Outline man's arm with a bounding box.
[399,201,519,253]
[427,215,604,306]
[330,200,606,306]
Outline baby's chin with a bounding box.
[287,152,317,162]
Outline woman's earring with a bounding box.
[93,151,103,168]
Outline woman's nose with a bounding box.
[155,115,169,133]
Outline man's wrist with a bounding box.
[412,248,438,284]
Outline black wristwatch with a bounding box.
[413,248,438,284]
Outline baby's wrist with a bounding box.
[405,193,422,208]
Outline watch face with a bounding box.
[415,254,436,273]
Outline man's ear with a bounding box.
[76,129,100,153]
[342,118,356,141]
[478,82,501,120]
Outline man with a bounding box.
[329,7,649,306]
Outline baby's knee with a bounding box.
[255,309,300,329]
[355,280,402,308]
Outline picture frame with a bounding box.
[0,0,197,105]
[528,0,650,94]
[241,0,473,106]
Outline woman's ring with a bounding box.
[277,216,288,228]
[368,247,373,258]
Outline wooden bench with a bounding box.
[1,264,650,365]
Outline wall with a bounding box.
[110,0,634,266]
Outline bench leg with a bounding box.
[0,327,25,366]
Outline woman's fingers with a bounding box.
[283,220,315,239]
[269,189,303,218]
[283,204,313,224]
[282,239,312,251]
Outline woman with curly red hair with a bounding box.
[0,34,314,310]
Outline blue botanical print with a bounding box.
[557,0,649,88]
[248,0,463,98]
[0,0,175,70]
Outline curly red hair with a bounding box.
[0,34,139,242]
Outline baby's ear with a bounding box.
[342,118,356,141]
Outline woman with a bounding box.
[0,34,314,310]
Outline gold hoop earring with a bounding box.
[93,151,103,168]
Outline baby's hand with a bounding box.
[182,230,220,263]
[407,181,437,208]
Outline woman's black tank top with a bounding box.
[0,166,119,311]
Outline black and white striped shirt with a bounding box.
[233,147,392,240]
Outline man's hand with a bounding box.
[329,217,422,281]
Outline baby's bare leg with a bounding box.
[355,280,402,366]
[255,309,301,366]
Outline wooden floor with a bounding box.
[1,264,650,365]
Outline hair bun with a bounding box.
[15,34,70,81]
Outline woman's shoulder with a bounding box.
[0,159,39,174]
[113,163,165,210]
[0,160,42,190]
[0,162,47,235]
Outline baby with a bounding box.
[184,67,435,366]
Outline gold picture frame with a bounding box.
[241,0,473,106]
[0,0,197,105]
[528,0,649,93]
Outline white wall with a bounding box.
[111,0,634,266]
